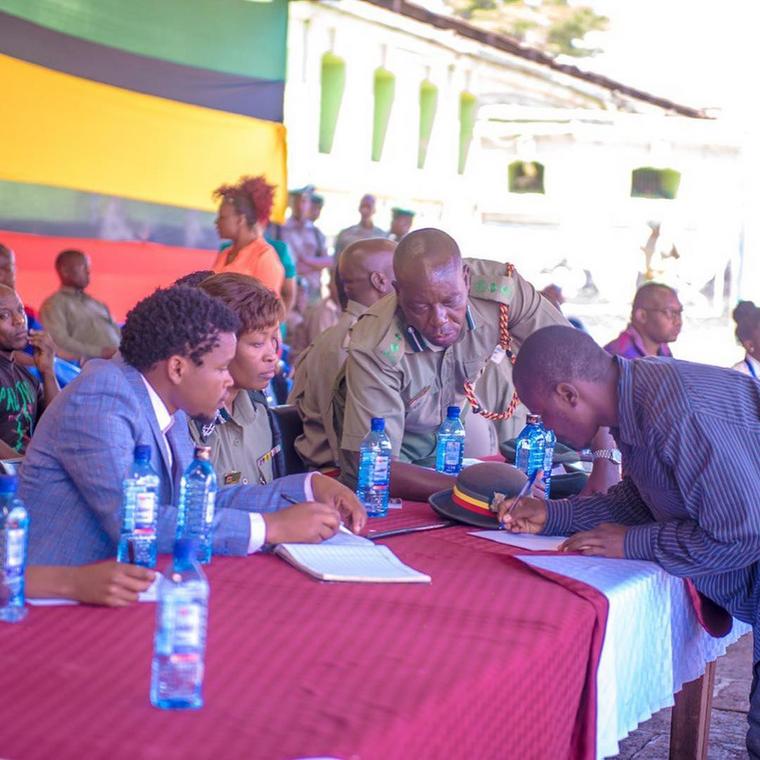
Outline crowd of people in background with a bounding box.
[0,179,754,601]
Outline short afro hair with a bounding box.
[121,287,240,372]
[513,325,611,400]
[173,270,213,288]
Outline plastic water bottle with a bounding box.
[150,539,209,710]
[542,426,557,499]
[0,474,28,623]
[176,446,217,564]
[118,445,160,568]
[435,406,466,474]
[356,417,392,517]
[515,413,546,482]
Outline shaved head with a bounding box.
[632,282,677,312]
[513,326,617,449]
[338,237,396,308]
[393,228,461,282]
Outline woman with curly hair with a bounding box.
[212,175,285,297]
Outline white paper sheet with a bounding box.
[470,530,565,551]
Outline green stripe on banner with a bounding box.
[0,0,287,81]
[0,181,217,249]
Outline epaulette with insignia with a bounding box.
[376,327,406,366]
[466,258,516,305]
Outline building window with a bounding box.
[458,91,477,175]
[319,53,346,155]
[631,167,681,200]
[418,80,438,170]
[372,67,396,162]
[508,161,545,194]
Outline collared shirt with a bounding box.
[604,324,673,359]
[189,391,276,487]
[0,352,44,454]
[212,238,285,295]
[335,258,568,483]
[140,375,267,554]
[289,300,367,468]
[40,287,121,360]
[733,354,760,379]
[544,356,760,659]
[334,223,387,255]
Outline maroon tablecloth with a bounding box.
[0,502,608,760]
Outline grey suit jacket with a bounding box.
[20,359,309,565]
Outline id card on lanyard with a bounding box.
[746,358,758,379]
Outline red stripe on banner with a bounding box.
[3,230,216,323]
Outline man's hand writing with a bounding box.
[497,495,547,534]
[264,502,341,544]
[311,474,367,533]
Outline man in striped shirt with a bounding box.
[498,325,760,757]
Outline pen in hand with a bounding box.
[498,471,537,530]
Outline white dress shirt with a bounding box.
[139,375,314,553]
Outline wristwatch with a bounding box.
[591,448,622,465]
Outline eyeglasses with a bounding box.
[643,307,683,320]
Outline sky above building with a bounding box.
[581,0,753,122]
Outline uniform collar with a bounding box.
[402,303,476,353]
[345,300,367,319]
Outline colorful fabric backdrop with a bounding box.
[0,0,288,313]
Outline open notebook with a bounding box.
[274,528,431,584]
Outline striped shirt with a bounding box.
[545,356,760,658]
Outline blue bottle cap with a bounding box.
[0,474,18,494]
[370,418,385,432]
[134,444,151,461]
[446,406,461,418]
[174,538,197,562]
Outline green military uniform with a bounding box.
[189,391,279,487]
[335,258,569,485]
[288,300,366,470]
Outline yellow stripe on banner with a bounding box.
[0,54,287,215]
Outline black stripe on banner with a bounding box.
[0,10,284,123]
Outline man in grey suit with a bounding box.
[21,286,365,566]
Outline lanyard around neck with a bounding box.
[746,358,758,379]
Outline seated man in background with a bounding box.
[334,228,568,501]
[732,301,760,379]
[21,285,365,566]
[190,272,286,486]
[0,243,80,387]
[605,281,682,358]
[0,284,58,458]
[289,238,396,470]
[40,249,121,363]
[497,324,760,759]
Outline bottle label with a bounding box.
[5,528,24,569]
[373,455,390,483]
[204,492,215,525]
[443,441,462,471]
[173,603,202,648]
[135,492,157,527]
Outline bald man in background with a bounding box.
[605,282,683,359]
[289,238,396,470]
[333,228,569,501]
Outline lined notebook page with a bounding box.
[275,541,431,583]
